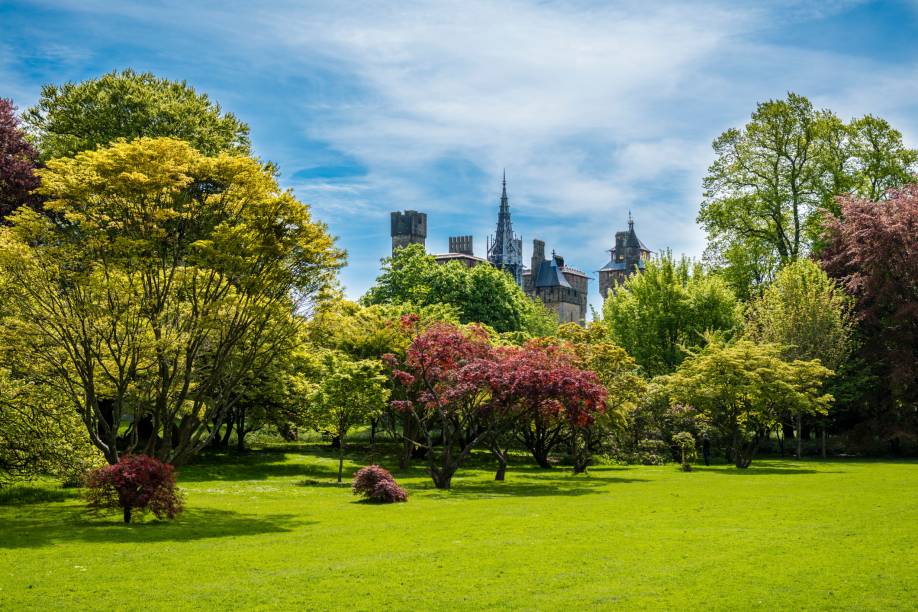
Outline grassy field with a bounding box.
[1,444,916,610]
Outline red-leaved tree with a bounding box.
[0,98,39,221]
[384,318,495,489]
[84,454,184,523]
[494,340,608,473]
[821,188,918,445]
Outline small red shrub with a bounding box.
[84,454,184,523]
[352,465,407,503]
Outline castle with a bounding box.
[389,175,650,325]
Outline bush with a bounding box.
[352,465,407,503]
[635,439,669,465]
[84,454,184,523]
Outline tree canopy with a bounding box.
[602,254,743,377]
[0,137,343,465]
[699,92,917,298]
[24,69,250,161]
[362,243,552,335]
[0,98,39,221]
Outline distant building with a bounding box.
[598,213,651,299]
[523,240,589,325]
[389,172,590,326]
[390,210,427,253]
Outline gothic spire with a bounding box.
[487,170,523,287]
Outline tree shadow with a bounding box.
[0,485,79,506]
[0,505,311,549]
[701,461,845,475]
[424,468,649,498]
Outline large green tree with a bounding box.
[24,69,250,160]
[699,93,916,298]
[602,254,743,377]
[362,243,548,334]
[745,259,854,457]
[0,137,342,465]
[665,339,833,468]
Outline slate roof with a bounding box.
[534,257,572,288]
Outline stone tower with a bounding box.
[486,171,524,286]
[390,210,427,254]
[524,240,589,325]
[598,213,651,298]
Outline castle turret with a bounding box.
[598,213,651,298]
[391,210,427,254]
[449,235,474,256]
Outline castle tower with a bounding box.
[598,212,651,298]
[486,171,524,286]
[390,210,427,254]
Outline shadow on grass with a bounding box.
[0,504,311,549]
[0,485,79,506]
[701,460,845,475]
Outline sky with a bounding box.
[3,0,918,314]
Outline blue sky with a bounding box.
[3,1,918,313]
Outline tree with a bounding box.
[351,465,407,503]
[672,431,696,471]
[384,320,495,489]
[556,323,645,468]
[484,339,608,473]
[84,454,183,523]
[307,351,389,482]
[362,243,548,334]
[0,138,343,465]
[745,259,854,457]
[821,187,918,447]
[0,367,103,487]
[24,69,250,161]
[0,98,39,221]
[602,254,743,376]
[665,339,832,468]
[699,93,916,297]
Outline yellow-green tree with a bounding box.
[0,138,342,465]
[305,351,389,482]
[745,259,854,457]
[665,339,832,468]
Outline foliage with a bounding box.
[490,339,609,473]
[699,93,916,298]
[362,243,550,334]
[602,253,743,376]
[0,137,343,465]
[821,187,918,442]
[84,454,183,523]
[0,98,40,221]
[672,431,696,471]
[384,319,496,489]
[745,258,854,456]
[307,351,389,482]
[0,368,104,487]
[351,464,407,503]
[665,339,833,468]
[23,69,250,161]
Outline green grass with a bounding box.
[1,445,916,610]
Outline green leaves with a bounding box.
[24,69,250,161]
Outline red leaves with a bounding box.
[0,98,40,220]
[84,454,184,521]
[386,323,607,427]
[352,464,407,503]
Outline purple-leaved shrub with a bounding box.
[352,464,407,503]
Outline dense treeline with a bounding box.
[0,75,915,492]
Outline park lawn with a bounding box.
[0,445,916,611]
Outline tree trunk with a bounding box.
[796,413,803,459]
[337,439,345,483]
[820,422,827,459]
[431,468,454,490]
[123,506,132,523]
[493,448,507,481]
